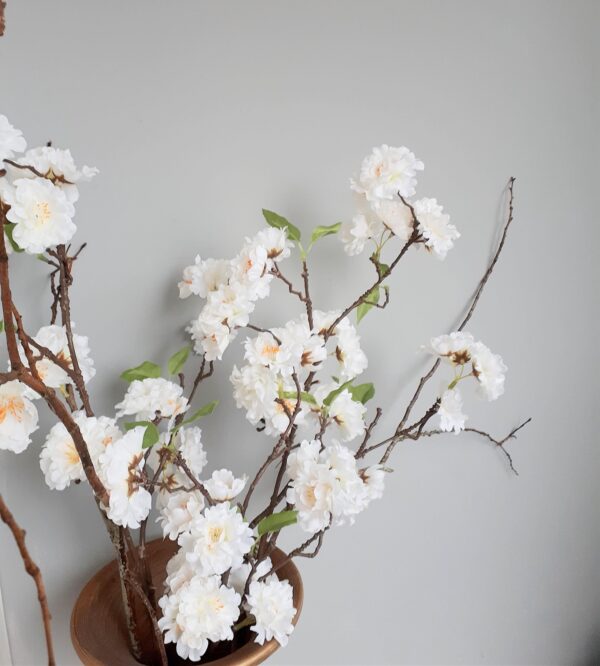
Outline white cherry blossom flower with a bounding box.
[438,388,467,434]
[335,319,368,380]
[179,502,254,575]
[4,178,76,254]
[164,549,196,594]
[244,331,292,375]
[40,413,120,490]
[178,256,231,299]
[158,490,205,540]
[0,380,39,453]
[340,212,381,256]
[230,363,278,425]
[428,331,475,366]
[360,464,386,502]
[204,469,247,501]
[352,145,424,202]
[327,390,366,442]
[471,341,507,401]
[115,377,188,421]
[98,427,151,529]
[16,146,98,203]
[253,227,293,265]
[247,577,296,647]
[372,198,414,241]
[415,197,459,259]
[22,324,96,389]
[0,115,26,162]
[158,574,240,662]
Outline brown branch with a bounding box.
[326,228,418,337]
[301,260,314,329]
[263,528,328,579]
[0,494,55,666]
[271,265,306,302]
[356,407,383,457]
[173,453,214,506]
[378,178,517,464]
[0,0,5,36]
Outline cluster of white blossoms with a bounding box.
[231,309,368,439]
[341,144,459,259]
[115,377,188,421]
[0,115,97,255]
[286,440,384,534]
[180,228,293,361]
[428,331,508,434]
[0,380,39,453]
[158,499,297,659]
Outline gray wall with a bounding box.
[1,1,599,664]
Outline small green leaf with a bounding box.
[309,223,341,247]
[281,390,317,405]
[4,224,24,253]
[0,321,4,333]
[257,510,298,536]
[120,361,162,382]
[378,262,390,277]
[262,209,301,242]
[323,380,354,407]
[181,400,219,425]
[349,382,375,404]
[168,346,190,376]
[124,421,160,449]
[356,286,380,324]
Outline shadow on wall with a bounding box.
[578,626,600,666]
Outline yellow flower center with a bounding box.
[208,526,224,543]
[0,396,25,423]
[65,441,80,466]
[34,201,52,226]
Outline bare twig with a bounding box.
[0,494,55,666]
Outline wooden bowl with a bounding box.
[71,538,303,665]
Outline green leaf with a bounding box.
[181,400,219,425]
[349,382,375,404]
[4,224,24,253]
[323,380,354,407]
[262,209,301,242]
[257,510,298,536]
[0,321,4,333]
[378,262,390,278]
[356,286,380,324]
[309,223,341,247]
[124,421,160,449]
[281,390,317,405]
[120,361,162,382]
[168,346,190,376]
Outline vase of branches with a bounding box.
[0,115,529,665]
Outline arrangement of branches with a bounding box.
[0,119,529,666]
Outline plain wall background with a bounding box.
[0,1,599,664]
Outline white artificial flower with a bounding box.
[244,331,293,375]
[115,377,188,421]
[360,464,385,502]
[23,324,96,389]
[415,197,459,259]
[179,502,254,575]
[164,549,196,594]
[335,319,368,380]
[438,388,467,434]
[253,227,293,265]
[16,146,98,203]
[230,363,278,425]
[247,577,296,647]
[4,178,76,254]
[340,213,381,256]
[327,390,366,442]
[287,439,370,533]
[204,469,247,501]
[372,198,414,241]
[352,145,424,202]
[428,331,475,366]
[98,427,151,529]
[189,316,235,362]
[40,413,121,490]
[177,426,207,478]
[310,309,343,337]
[158,490,206,540]
[178,256,231,299]
[158,575,240,662]
[0,115,26,162]
[228,557,273,598]
[471,341,507,401]
[0,380,39,453]
[231,242,269,285]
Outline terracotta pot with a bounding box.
[71,538,303,665]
